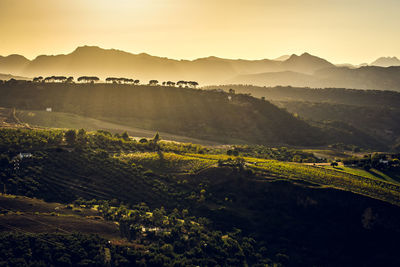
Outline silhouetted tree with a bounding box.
[149,80,159,86]
[177,81,186,87]
[153,132,160,143]
[78,76,99,83]
[77,128,87,146]
[188,81,199,88]
[32,76,43,83]
[166,81,175,87]
[65,130,77,146]
[121,131,130,141]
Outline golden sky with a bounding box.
[0,0,399,64]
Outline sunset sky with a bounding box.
[0,0,399,64]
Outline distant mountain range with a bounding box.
[1,46,400,91]
[0,73,29,81]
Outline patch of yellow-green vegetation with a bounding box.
[118,151,400,205]
[118,152,215,173]
[369,169,399,184]
[320,166,399,185]
[322,166,379,180]
[249,160,400,205]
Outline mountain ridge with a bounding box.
[1,46,400,90]
[0,46,334,84]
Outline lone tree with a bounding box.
[65,129,77,146]
[188,81,199,88]
[121,131,130,141]
[77,128,87,146]
[153,132,160,143]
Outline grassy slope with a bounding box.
[16,109,220,145]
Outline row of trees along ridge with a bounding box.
[32,76,199,87]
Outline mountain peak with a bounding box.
[71,45,109,55]
[282,52,334,74]
[370,56,400,67]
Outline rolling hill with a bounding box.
[0,82,324,146]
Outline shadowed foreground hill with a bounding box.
[0,83,323,146]
[1,128,400,266]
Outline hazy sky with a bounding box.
[0,0,399,64]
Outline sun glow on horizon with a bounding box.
[0,0,400,64]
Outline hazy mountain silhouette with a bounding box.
[229,66,400,91]
[280,53,334,74]
[274,55,291,61]
[227,71,316,87]
[0,54,29,75]
[0,46,336,84]
[370,56,400,67]
[0,73,30,80]
[1,46,400,90]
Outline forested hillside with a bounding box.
[0,81,391,149]
[1,128,400,266]
[0,82,323,146]
[208,85,400,150]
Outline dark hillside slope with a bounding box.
[209,85,400,107]
[207,85,399,147]
[0,83,323,146]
